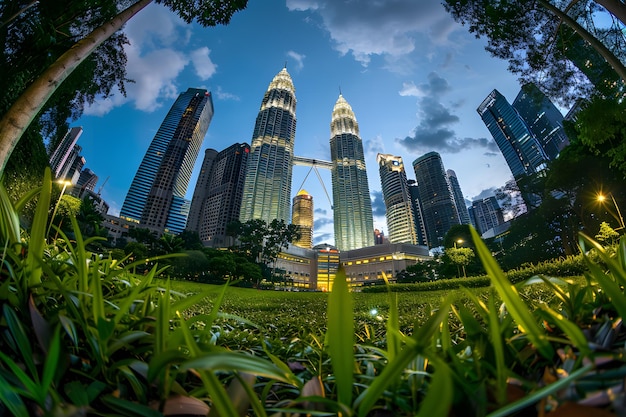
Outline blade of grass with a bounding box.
[471,227,553,358]
[3,304,36,377]
[26,167,52,287]
[487,296,507,406]
[416,358,453,417]
[537,304,591,356]
[177,312,239,417]
[580,232,626,286]
[0,372,29,417]
[327,266,354,407]
[487,363,594,417]
[355,295,453,417]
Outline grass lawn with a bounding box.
[166,278,573,349]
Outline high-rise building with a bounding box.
[477,89,548,179]
[240,68,297,225]
[292,189,314,249]
[330,94,374,251]
[121,88,214,234]
[446,169,471,225]
[407,179,428,246]
[412,152,460,248]
[74,168,98,194]
[470,196,505,235]
[187,149,218,234]
[187,143,249,247]
[377,153,417,244]
[512,83,569,160]
[49,127,83,178]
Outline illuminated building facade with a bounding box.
[121,88,214,235]
[240,68,297,224]
[377,153,418,244]
[187,143,249,247]
[292,189,314,248]
[314,243,340,292]
[330,94,374,251]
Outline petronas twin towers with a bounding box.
[240,68,374,251]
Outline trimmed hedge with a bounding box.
[362,253,587,293]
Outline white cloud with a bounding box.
[214,86,240,101]
[287,50,306,71]
[399,81,422,97]
[286,0,320,12]
[84,3,216,116]
[287,1,458,66]
[190,47,217,80]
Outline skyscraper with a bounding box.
[407,179,428,246]
[187,149,218,234]
[447,169,471,225]
[512,83,569,160]
[121,88,214,234]
[49,126,82,179]
[187,143,249,247]
[330,94,374,251]
[470,196,505,235]
[75,169,98,193]
[240,68,297,225]
[412,152,460,248]
[292,190,314,249]
[477,89,548,179]
[377,153,417,244]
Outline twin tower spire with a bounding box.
[239,68,374,251]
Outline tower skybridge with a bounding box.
[293,156,332,169]
[293,155,333,209]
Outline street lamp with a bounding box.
[597,193,625,231]
[48,180,72,237]
[453,239,466,278]
[326,247,331,291]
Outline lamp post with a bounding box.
[326,247,331,291]
[597,193,625,231]
[453,239,466,278]
[48,180,72,237]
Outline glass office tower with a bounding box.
[330,94,374,251]
[412,152,459,248]
[121,88,214,234]
[477,89,548,179]
[240,68,297,224]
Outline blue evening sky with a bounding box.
[75,0,537,246]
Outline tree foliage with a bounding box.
[0,0,248,175]
[443,0,626,105]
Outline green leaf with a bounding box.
[26,167,52,286]
[355,295,453,417]
[181,351,301,386]
[471,226,553,358]
[101,395,163,417]
[0,183,21,245]
[0,372,29,417]
[488,296,507,405]
[3,304,36,377]
[416,358,453,417]
[148,349,188,382]
[40,328,62,402]
[326,266,354,407]
[538,304,591,356]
